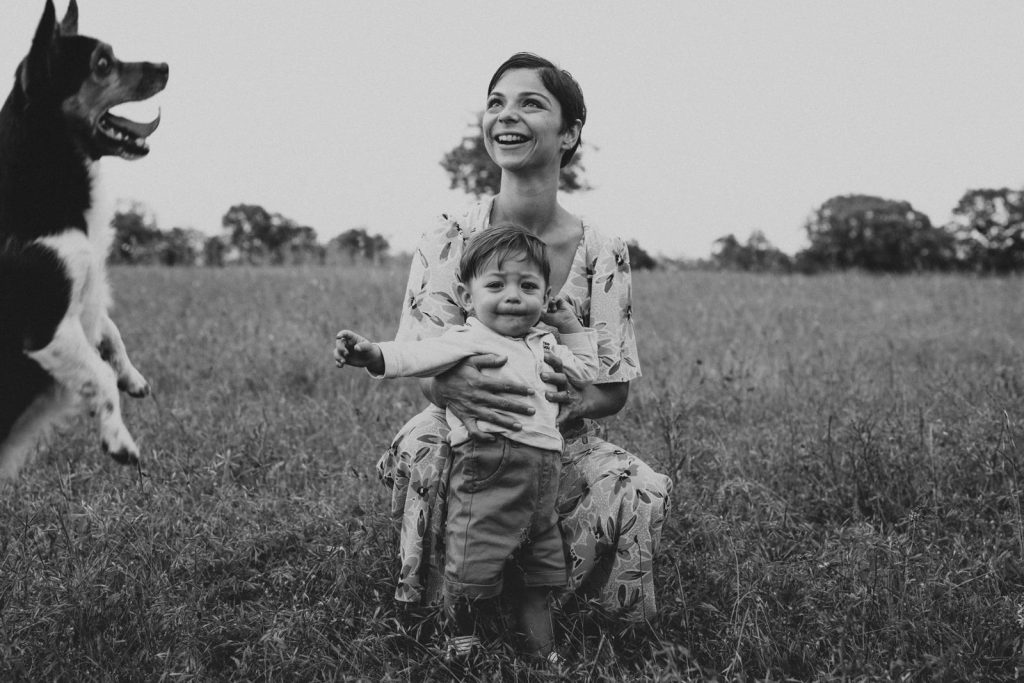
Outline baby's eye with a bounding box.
[522,282,539,291]
[485,281,503,290]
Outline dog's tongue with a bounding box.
[106,110,161,138]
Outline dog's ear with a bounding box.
[19,0,58,100]
[59,0,79,36]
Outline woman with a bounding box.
[377,52,672,620]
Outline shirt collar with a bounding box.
[465,315,545,340]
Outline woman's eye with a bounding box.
[486,98,502,110]
[523,99,541,109]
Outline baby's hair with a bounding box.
[459,223,551,285]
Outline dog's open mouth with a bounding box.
[96,108,161,160]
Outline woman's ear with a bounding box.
[561,118,582,151]
[456,281,474,314]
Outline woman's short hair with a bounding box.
[487,52,587,168]
[459,223,551,286]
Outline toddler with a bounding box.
[334,223,597,665]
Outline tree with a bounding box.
[330,228,390,264]
[798,194,954,273]
[157,227,206,266]
[221,204,319,264]
[222,203,273,264]
[626,240,657,270]
[110,201,162,264]
[203,235,227,267]
[712,230,792,272]
[950,187,1024,273]
[440,113,591,197]
[284,225,323,265]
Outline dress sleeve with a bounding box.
[587,230,642,383]
[394,213,470,343]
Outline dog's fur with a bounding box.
[0,0,168,478]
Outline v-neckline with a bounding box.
[480,195,586,298]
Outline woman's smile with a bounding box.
[495,132,531,146]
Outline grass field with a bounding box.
[1,266,1023,681]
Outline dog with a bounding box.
[0,0,168,478]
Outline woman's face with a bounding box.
[483,68,576,175]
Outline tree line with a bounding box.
[108,201,390,267]
[710,188,1024,274]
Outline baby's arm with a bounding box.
[548,331,599,385]
[334,330,385,375]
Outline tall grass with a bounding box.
[1,266,1022,680]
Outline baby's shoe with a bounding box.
[445,634,481,662]
[545,650,567,675]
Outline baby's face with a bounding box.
[460,254,550,337]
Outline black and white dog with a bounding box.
[0,1,168,478]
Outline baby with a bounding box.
[334,223,597,664]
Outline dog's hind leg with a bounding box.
[27,316,139,464]
[0,391,60,479]
[97,314,149,398]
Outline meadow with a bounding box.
[1,265,1023,681]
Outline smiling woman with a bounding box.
[483,52,587,174]
[373,54,672,644]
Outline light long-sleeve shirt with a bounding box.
[374,317,599,450]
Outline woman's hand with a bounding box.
[541,352,630,427]
[429,354,535,441]
[540,351,588,426]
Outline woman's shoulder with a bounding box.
[414,198,493,264]
[579,217,629,264]
[424,199,492,240]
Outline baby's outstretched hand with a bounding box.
[334,330,381,371]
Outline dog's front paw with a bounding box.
[101,425,139,465]
[118,368,150,398]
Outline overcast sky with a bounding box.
[2,1,1021,258]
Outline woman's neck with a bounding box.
[492,171,566,237]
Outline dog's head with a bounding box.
[19,0,169,160]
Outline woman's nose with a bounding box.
[498,102,519,122]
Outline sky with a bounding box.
[1,1,1022,259]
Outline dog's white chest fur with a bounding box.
[39,164,114,345]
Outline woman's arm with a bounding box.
[568,381,629,423]
[416,355,536,440]
[539,228,639,426]
[540,351,629,425]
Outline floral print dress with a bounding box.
[376,197,672,619]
